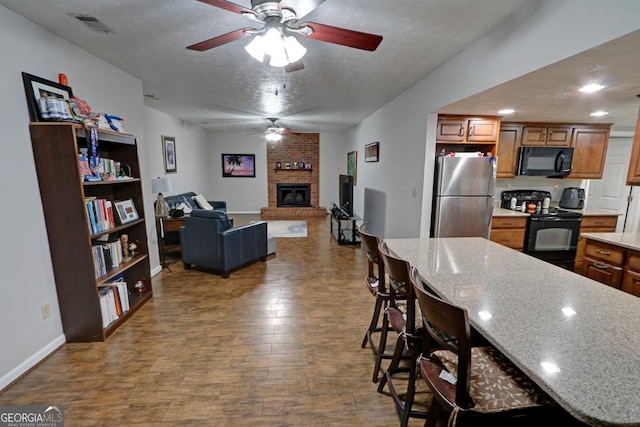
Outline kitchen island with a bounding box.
[385,237,640,427]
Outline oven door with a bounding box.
[525,216,582,268]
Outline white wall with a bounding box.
[0,5,150,388]
[319,132,347,210]
[207,131,269,213]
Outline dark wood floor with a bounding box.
[0,215,433,426]
[0,215,589,426]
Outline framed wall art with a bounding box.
[365,142,379,162]
[21,72,74,122]
[114,199,139,225]
[222,154,256,177]
[347,150,357,186]
[162,136,177,173]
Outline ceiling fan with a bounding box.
[187,0,383,70]
[264,117,308,141]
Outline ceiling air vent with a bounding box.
[70,14,114,33]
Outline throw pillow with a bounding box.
[192,194,214,210]
[176,202,192,214]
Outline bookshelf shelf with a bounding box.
[29,123,152,342]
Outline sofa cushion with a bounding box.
[193,193,214,210]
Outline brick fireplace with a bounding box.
[261,133,326,217]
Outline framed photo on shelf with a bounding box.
[347,150,357,186]
[162,136,177,173]
[114,199,139,225]
[21,72,74,122]
[365,142,379,162]
[222,154,256,177]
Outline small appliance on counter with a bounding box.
[559,187,585,209]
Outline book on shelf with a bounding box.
[84,197,115,234]
[91,238,124,278]
[98,287,118,327]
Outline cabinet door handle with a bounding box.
[593,263,608,270]
[595,249,611,256]
[541,132,546,141]
[548,131,553,141]
[469,126,474,136]
[459,125,464,137]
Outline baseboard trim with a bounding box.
[227,211,261,214]
[0,334,66,391]
[151,264,163,277]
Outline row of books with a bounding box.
[85,197,115,234]
[92,239,125,279]
[98,280,130,328]
[79,155,124,182]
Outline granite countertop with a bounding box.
[385,237,640,426]
[581,232,640,251]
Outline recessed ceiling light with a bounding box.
[498,109,515,115]
[590,111,608,117]
[579,83,604,93]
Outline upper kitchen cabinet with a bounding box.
[520,125,572,146]
[436,115,501,144]
[496,125,521,178]
[567,125,612,179]
[626,107,640,185]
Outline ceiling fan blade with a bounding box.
[285,60,305,73]
[301,22,383,51]
[197,0,258,17]
[187,28,253,51]
[278,0,326,19]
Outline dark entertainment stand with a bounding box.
[330,208,361,245]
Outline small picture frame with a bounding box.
[276,162,282,169]
[305,163,312,169]
[21,72,74,122]
[365,142,379,162]
[162,136,177,173]
[298,162,305,169]
[114,199,139,225]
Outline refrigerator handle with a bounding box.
[488,157,497,196]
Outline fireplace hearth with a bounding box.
[277,183,311,207]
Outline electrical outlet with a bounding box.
[41,304,51,319]
[412,188,417,197]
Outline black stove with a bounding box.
[501,190,582,270]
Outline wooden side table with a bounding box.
[156,216,185,270]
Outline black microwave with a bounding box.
[517,146,573,177]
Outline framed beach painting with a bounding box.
[222,154,256,177]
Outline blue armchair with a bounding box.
[180,210,268,278]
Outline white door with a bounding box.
[586,138,633,232]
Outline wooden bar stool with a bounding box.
[358,224,398,382]
[376,240,428,427]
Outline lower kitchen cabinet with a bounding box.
[622,253,640,297]
[490,217,526,250]
[574,215,618,273]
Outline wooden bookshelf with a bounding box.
[29,123,152,342]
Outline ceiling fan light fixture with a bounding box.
[266,132,282,142]
[284,36,306,63]
[244,35,265,62]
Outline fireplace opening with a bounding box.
[277,183,311,207]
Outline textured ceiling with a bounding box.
[2,0,638,133]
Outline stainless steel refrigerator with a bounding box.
[431,156,496,238]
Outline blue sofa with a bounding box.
[180,210,268,278]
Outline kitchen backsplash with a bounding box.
[495,176,586,202]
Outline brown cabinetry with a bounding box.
[521,125,572,146]
[574,215,618,273]
[622,252,640,297]
[490,216,527,250]
[496,125,520,178]
[437,115,500,144]
[626,106,640,185]
[499,122,611,180]
[582,241,624,289]
[567,126,611,179]
[29,123,152,342]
